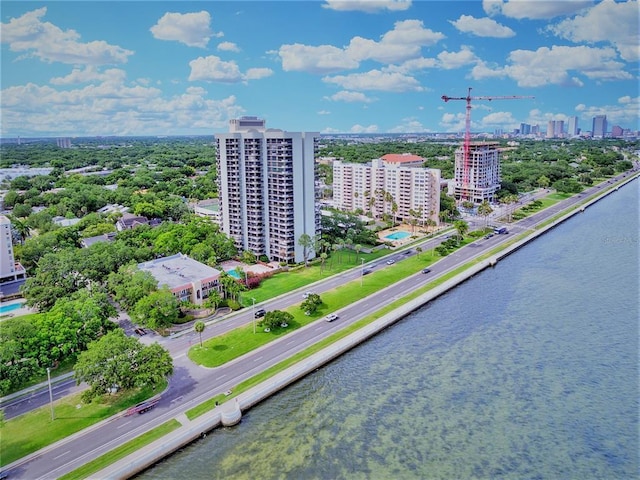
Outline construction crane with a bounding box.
[441,87,534,202]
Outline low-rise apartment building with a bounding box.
[333,154,440,225]
[137,253,222,305]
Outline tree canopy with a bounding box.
[74,329,173,402]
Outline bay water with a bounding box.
[138,181,639,480]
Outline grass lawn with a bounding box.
[238,248,391,306]
[58,419,181,480]
[189,241,472,369]
[0,382,166,467]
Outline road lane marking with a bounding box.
[53,450,71,460]
[253,356,263,362]
[117,421,132,429]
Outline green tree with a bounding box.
[259,310,294,330]
[194,321,205,347]
[203,289,222,311]
[107,266,158,311]
[300,293,323,316]
[453,220,469,244]
[298,233,314,266]
[74,329,173,402]
[132,287,180,331]
[477,200,493,228]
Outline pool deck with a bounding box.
[0,298,33,320]
[377,226,416,247]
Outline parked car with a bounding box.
[254,308,266,318]
[421,268,431,274]
[325,313,339,322]
[386,259,395,265]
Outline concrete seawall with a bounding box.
[97,176,638,480]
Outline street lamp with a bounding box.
[360,258,365,286]
[47,367,55,420]
[251,297,256,334]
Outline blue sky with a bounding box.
[1,0,638,137]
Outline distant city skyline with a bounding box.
[1,1,638,137]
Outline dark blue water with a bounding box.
[139,181,639,480]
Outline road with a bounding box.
[5,171,636,479]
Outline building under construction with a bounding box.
[453,142,501,204]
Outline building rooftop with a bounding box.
[137,253,221,290]
[380,153,424,164]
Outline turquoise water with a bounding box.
[140,182,639,480]
[385,231,411,240]
[226,269,242,279]
[0,302,24,314]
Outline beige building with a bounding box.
[215,116,319,264]
[137,253,222,306]
[453,142,501,204]
[0,215,27,285]
[332,154,440,225]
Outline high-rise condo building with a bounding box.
[546,121,556,138]
[568,116,579,136]
[0,215,27,285]
[453,142,501,204]
[332,154,440,225]
[592,115,607,138]
[215,116,319,264]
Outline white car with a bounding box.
[325,313,338,322]
[303,291,313,299]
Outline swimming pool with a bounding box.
[384,231,411,241]
[0,302,25,314]
[226,269,242,279]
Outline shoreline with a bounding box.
[94,174,639,479]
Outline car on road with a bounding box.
[386,259,395,265]
[302,291,313,299]
[484,233,494,239]
[325,313,339,322]
[254,308,266,318]
[421,268,431,274]
[363,268,372,275]
[403,250,412,255]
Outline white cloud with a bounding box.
[472,45,631,87]
[317,110,331,115]
[277,20,444,73]
[50,67,127,85]
[244,67,274,81]
[450,15,515,38]
[483,0,592,20]
[189,56,243,82]
[323,0,411,13]
[323,69,423,92]
[572,95,640,128]
[436,47,478,69]
[324,90,375,102]
[388,117,431,133]
[277,44,358,74]
[0,77,244,136]
[1,7,133,65]
[547,0,639,62]
[480,111,517,126]
[350,123,379,133]
[188,56,273,83]
[218,41,240,52]
[150,11,215,48]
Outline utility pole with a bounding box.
[47,367,55,420]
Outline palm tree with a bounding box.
[453,220,469,244]
[320,252,328,274]
[477,200,493,229]
[194,321,205,347]
[298,233,314,267]
[416,246,422,259]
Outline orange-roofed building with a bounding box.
[380,153,425,167]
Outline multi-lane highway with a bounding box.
[5,171,636,479]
